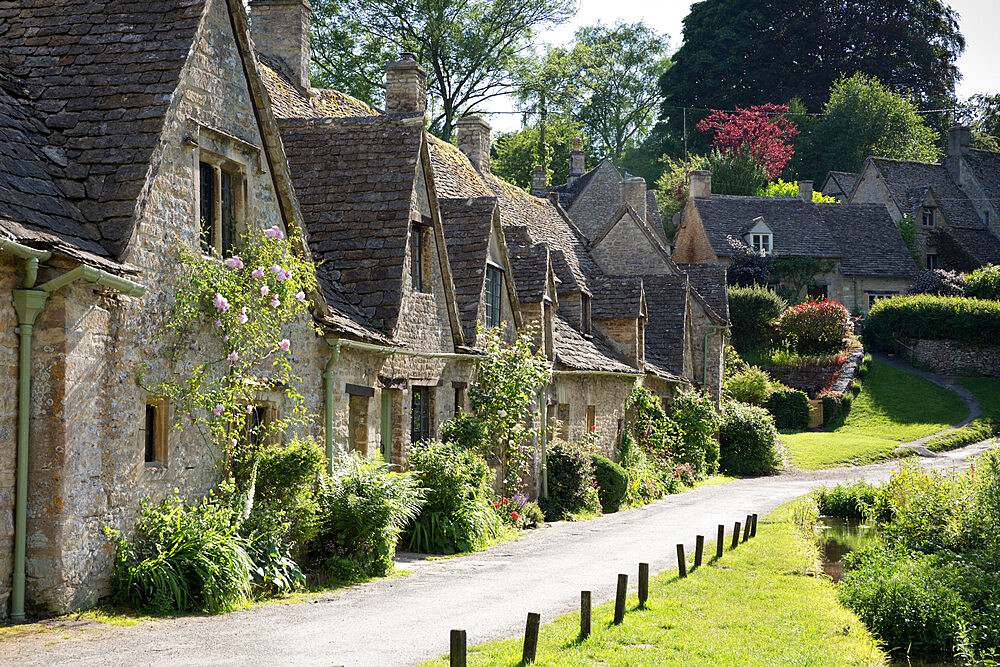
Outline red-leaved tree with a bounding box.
[696,104,800,179]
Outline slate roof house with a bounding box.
[673,173,916,313]
[820,171,860,202]
[847,126,1000,271]
[0,0,716,619]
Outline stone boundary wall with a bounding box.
[764,348,863,399]
[908,339,1000,377]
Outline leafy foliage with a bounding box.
[590,454,628,514]
[696,104,799,179]
[542,440,601,520]
[770,256,837,303]
[491,115,588,190]
[654,154,710,235]
[727,285,786,351]
[814,481,878,519]
[724,366,773,406]
[670,390,722,475]
[705,147,770,196]
[777,300,852,354]
[726,237,774,288]
[894,216,922,266]
[718,402,780,476]
[864,294,1000,351]
[908,268,967,296]
[757,179,837,202]
[765,388,811,431]
[965,264,1000,300]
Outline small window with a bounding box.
[586,405,596,433]
[807,285,828,301]
[349,394,369,455]
[198,160,242,257]
[142,398,167,465]
[454,387,466,415]
[867,291,898,309]
[545,403,556,443]
[244,403,274,450]
[750,233,772,254]
[484,264,503,329]
[581,294,592,335]
[411,386,432,444]
[410,223,426,292]
[921,207,935,227]
[926,253,939,270]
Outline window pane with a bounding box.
[410,226,423,291]
[221,170,234,258]
[199,163,214,253]
[144,403,157,463]
[411,387,429,444]
[485,266,502,328]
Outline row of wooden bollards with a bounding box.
[448,513,759,666]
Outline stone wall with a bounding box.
[673,203,719,263]
[550,374,635,458]
[909,339,1000,377]
[590,213,668,276]
[0,255,21,616]
[567,161,622,240]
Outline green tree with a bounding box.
[958,93,1000,150]
[310,0,575,140]
[793,74,940,182]
[656,0,964,158]
[492,115,589,190]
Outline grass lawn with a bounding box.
[783,361,967,469]
[956,377,1000,419]
[421,502,885,667]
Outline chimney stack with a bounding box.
[622,176,647,222]
[567,137,585,185]
[531,165,548,197]
[456,116,492,174]
[689,170,712,198]
[250,0,313,92]
[948,126,971,157]
[797,179,813,203]
[385,53,426,114]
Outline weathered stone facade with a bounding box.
[909,340,1000,378]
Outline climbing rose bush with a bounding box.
[777,299,852,354]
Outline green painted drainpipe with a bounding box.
[2,240,144,622]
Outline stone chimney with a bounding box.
[456,116,491,173]
[948,126,971,157]
[689,170,712,198]
[385,53,427,114]
[567,137,585,185]
[797,179,813,202]
[531,165,547,196]
[250,0,313,92]
[622,176,647,221]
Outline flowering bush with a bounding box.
[670,389,722,474]
[696,103,800,179]
[909,269,966,296]
[777,299,852,354]
[672,463,697,486]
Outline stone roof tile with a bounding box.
[590,276,643,319]
[816,203,916,278]
[553,314,636,374]
[641,274,689,376]
[439,196,497,345]
[676,263,728,321]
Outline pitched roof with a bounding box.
[816,203,916,278]
[590,276,644,319]
[676,263,729,321]
[692,195,841,258]
[548,161,602,209]
[553,314,636,374]
[1,0,206,257]
[822,171,859,198]
[962,149,1000,212]
[278,115,423,337]
[257,56,378,120]
[508,244,550,304]
[641,275,689,376]
[946,226,1000,266]
[869,158,983,230]
[439,196,498,345]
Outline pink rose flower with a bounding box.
[279,339,290,352]
[229,438,237,448]
[260,285,269,296]
[271,264,283,275]
[212,404,224,416]
[252,267,265,279]
[213,293,229,312]
[265,225,284,239]
[223,256,244,269]
[295,291,305,302]
[237,307,248,324]
[227,351,238,362]
[214,319,222,328]
[270,295,280,308]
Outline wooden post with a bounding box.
[614,574,628,624]
[638,563,649,607]
[694,535,705,569]
[743,515,752,542]
[676,544,687,578]
[717,524,725,559]
[751,513,758,537]
[580,591,591,639]
[450,630,466,667]
[522,612,540,664]
[731,522,741,550]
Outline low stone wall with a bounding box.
[764,349,863,399]
[909,339,1000,377]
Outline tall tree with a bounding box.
[958,93,1000,149]
[492,115,589,190]
[696,104,799,179]
[657,0,964,158]
[310,0,576,140]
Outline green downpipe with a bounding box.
[323,339,341,474]
[2,240,143,622]
[538,387,548,500]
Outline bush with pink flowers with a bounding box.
[777,299,852,354]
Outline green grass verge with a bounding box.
[420,501,886,667]
[783,361,967,469]
[956,377,1000,419]
[922,377,1000,453]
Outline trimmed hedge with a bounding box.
[766,388,811,430]
[728,285,786,352]
[718,402,780,476]
[591,454,628,513]
[864,295,1000,352]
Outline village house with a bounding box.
[846,126,1000,272]
[0,0,724,619]
[819,171,860,202]
[673,172,916,313]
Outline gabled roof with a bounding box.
[946,227,1000,266]
[590,204,675,270]
[257,56,378,120]
[821,171,859,198]
[590,276,644,319]
[692,195,841,258]
[962,149,1000,212]
[676,263,729,321]
[868,157,982,230]
[553,314,636,374]
[547,159,605,209]
[278,115,423,337]
[641,274,689,376]
[816,203,916,278]
[0,0,206,257]
[508,244,551,304]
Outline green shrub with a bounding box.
[766,388,811,430]
[724,365,772,405]
[406,441,500,554]
[815,482,877,519]
[617,429,668,507]
[312,453,423,580]
[777,300,852,354]
[520,501,546,528]
[728,285,786,352]
[242,532,305,595]
[966,264,1000,300]
[542,440,601,520]
[925,418,1000,452]
[440,411,487,451]
[839,390,854,417]
[670,389,722,474]
[591,454,628,513]
[718,402,780,476]
[244,436,325,548]
[108,489,253,614]
[820,393,841,424]
[864,294,1000,352]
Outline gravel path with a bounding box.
[2,439,995,667]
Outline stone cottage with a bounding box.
[673,172,916,313]
[847,126,1000,271]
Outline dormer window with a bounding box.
[581,293,592,335]
[199,160,242,257]
[410,220,427,292]
[921,207,935,227]
[484,263,503,329]
[750,233,772,255]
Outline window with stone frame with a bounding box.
[453,384,466,416]
[142,397,168,466]
[557,403,570,440]
[586,405,596,432]
[750,233,772,254]
[581,293,592,335]
[244,402,276,451]
[867,291,898,309]
[410,385,432,444]
[921,207,936,227]
[484,263,503,329]
[348,393,370,455]
[926,253,939,270]
[198,159,244,257]
[410,220,429,292]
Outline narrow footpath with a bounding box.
[1,439,994,667]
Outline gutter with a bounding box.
[550,369,642,379]
[2,240,144,622]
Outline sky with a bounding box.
[489,0,1000,133]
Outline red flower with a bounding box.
[501,497,508,505]
[493,502,501,508]
[510,511,519,520]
